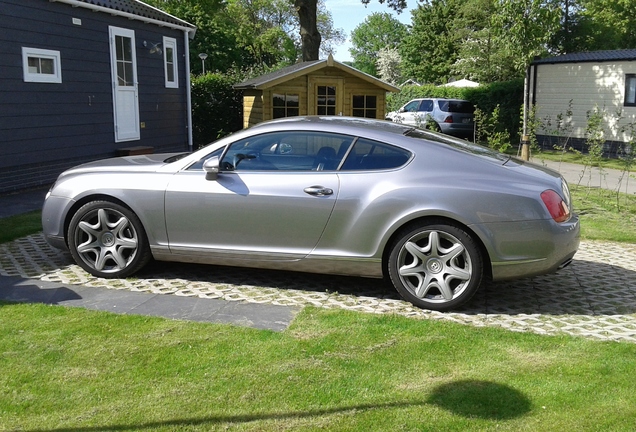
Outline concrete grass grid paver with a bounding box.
[1,234,636,342]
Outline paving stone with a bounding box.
[2,234,636,342]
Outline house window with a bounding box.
[273,93,299,118]
[22,47,62,83]
[317,86,336,115]
[625,74,636,107]
[163,37,178,88]
[352,95,377,118]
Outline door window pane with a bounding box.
[317,85,336,115]
[221,132,354,171]
[115,35,134,86]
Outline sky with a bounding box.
[323,0,419,63]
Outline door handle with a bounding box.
[304,186,333,196]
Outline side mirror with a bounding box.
[398,107,406,113]
[203,156,220,181]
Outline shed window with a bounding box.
[163,37,178,88]
[352,95,377,118]
[22,47,61,83]
[625,74,636,107]
[273,93,299,118]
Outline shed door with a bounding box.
[309,77,343,116]
[109,26,140,142]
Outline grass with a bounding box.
[2,305,636,431]
[0,210,42,243]
[525,149,632,172]
[570,186,636,242]
[2,182,636,430]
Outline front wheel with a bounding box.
[388,221,483,311]
[67,201,151,278]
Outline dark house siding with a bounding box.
[0,0,190,193]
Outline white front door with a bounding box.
[109,26,140,142]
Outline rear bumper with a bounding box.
[473,215,581,281]
[440,123,474,138]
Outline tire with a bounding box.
[388,221,483,311]
[67,200,151,278]
[426,122,442,132]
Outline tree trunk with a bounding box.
[294,0,321,61]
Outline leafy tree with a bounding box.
[400,0,462,84]
[295,0,408,61]
[451,0,561,83]
[144,0,248,73]
[349,12,408,76]
[146,0,342,70]
[227,0,299,66]
[573,0,636,51]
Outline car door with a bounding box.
[416,99,434,128]
[396,100,422,125]
[164,131,352,261]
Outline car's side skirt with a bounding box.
[151,246,383,278]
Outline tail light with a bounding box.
[443,116,453,123]
[541,189,570,222]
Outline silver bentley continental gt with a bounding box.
[42,117,580,311]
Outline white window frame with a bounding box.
[22,47,62,83]
[163,36,178,88]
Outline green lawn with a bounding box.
[1,185,636,430]
[2,305,635,431]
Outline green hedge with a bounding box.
[387,79,524,142]
[191,73,243,149]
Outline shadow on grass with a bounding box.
[23,382,531,431]
[427,380,532,420]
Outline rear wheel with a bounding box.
[68,201,151,278]
[388,221,483,311]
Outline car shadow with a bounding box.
[137,257,636,316]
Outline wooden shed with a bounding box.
[234,55,399,129]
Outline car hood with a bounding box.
[58,153,181,177]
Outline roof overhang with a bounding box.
[49,0,197,38]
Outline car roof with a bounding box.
[251,116,414,136]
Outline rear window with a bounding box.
[404,128,509,162]
[438,100,475,113]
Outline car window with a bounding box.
[403,101,420,112]
[220,132,354,171]
[405,128,509,162]
[447,100,475,113]
[420,100,434,112]
[340,138,411,171]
